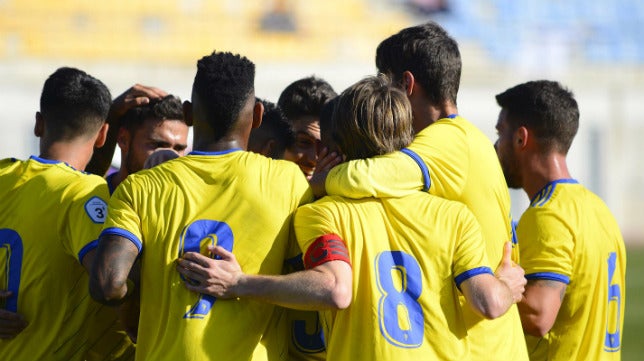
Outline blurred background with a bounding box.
[0,0,642,357]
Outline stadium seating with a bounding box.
[0,0,642,64]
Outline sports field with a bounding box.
[623,245,644,361]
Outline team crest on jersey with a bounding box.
[85,196,107,224]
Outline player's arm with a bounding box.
[321,151,424,199]
[89,234,140,306]
[176,239,353,310]
[86,84,168,176]
[517,279,566,337]
[460,242,526,319]
[0,291,28,339]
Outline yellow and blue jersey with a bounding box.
[101,149,313,361]
[0,156,109,361]
[517,179,626,361]
[325,115,527,360]
[294,191,494,361]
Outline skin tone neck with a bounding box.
[513,126,572,198]
[188,94,263,153]
[402,71,459,133]
[520,151,572,199]
[35,112,107,171]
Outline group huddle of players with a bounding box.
[0,21,626,361]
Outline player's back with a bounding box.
[409,115,527,359]
[294,192,492,361]
[518,180,625,360]
[0,156,109,361]
[105,150,312,361]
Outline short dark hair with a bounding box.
[376,22,461,105]
[121,95,186,133]
[192,51,255,140]
[331,75,414,161]
[495,80,579,154]
[277,76,337,121]
[39,67,111,141]
[249,98,295,158]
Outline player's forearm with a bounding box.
[236,268,351,310]
[89,234,140,306]
[326,153,423,198]
[516,279,565,336]
[470,278,514,319]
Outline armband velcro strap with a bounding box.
[304,234,351,269]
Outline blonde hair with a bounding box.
[331,75,414,160]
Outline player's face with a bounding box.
[283,117,320,180]
[495,110,522,189]
[125,118,189,174]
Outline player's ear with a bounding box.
[515,126,529,149]
[402,71,415,96]
[94,123,109,148]
[252,101,264,129]
[183,100,193,126]
[34,112,44,137]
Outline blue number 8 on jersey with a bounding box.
[375,251,424,348]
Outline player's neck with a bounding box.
[523,153,572,198]
[412,102,458,132]
[40,141,92,171]
[193,137,248,153]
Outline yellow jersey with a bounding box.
[294,192,494,361]
[517,179,626,361]
[101,149,313,361]
[0,156,109,360]
[325,115,527,360]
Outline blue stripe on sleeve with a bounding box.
[526,272,570,284]
[99,227,143,253]
[400,148,431,192]
[454,266,494,288]
[78,240,99,263]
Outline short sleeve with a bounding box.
[517,209,573,284]
[100,177,144,254]
[451,205,493,287]
[293,199,338,256]
[64,176,110,263]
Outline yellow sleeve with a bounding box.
[452,205,492,278]
[517,209,574,282]
[102,176,144,252]
[325,151,424,199]
[64,175,110,261]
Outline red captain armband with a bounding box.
[303,234,351,269]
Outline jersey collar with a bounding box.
[530,178,579,205]
[29,155,61,164]
[189,149,242,156]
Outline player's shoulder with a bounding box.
[0,157,22,174]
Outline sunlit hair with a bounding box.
[331,75,414,160]
[192,51,255,140]
[376,21,461,105]
[121,95,186,133]
[496,80,579,154]
[40,67,111,141]
[277,76,337,121]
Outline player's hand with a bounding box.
[176,246,243,299]
[495,242,526,303]
[109,84,168,124]
[309,147,343,198]
[0,291,28,339]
